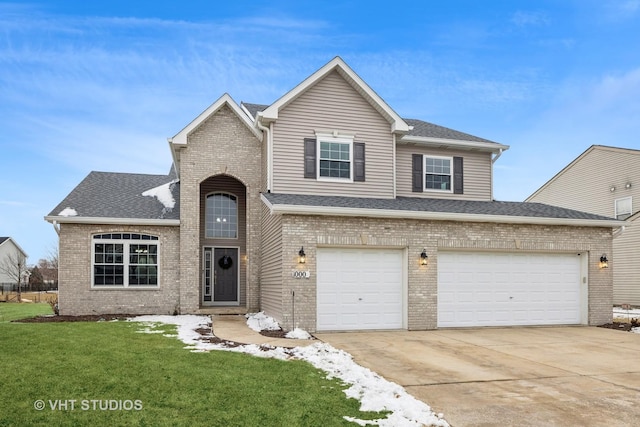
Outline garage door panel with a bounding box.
[438,252,582,327]
[317,248,404,331]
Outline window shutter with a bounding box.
[412,154,423,192]
[304,138,316,179]
[354,142,365,182]
[453,156,464,194]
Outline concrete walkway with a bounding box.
[316,327,640,427]
[211,314,316,348]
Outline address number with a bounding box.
[292,270,311,279]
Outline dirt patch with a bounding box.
[259,329,289,339]
[15,314,138,323]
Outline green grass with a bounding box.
[0,302,53,322]
[0,307,383,426]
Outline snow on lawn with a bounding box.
[613,306,640,334]
[129,314,448,427]
[245,311,281,331]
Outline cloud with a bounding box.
[510,11,550,27]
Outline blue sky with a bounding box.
[2,0,640,262]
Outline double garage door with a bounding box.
[317,248,584,331]
[438,251,583,327]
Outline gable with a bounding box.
[259,57,409,134]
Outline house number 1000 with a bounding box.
[292,270,311,279]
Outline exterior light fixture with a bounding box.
[420,249,429,266]
[298,247,306,264]
[626,182,632,189]
[599,254,609,269]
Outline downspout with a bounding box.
[255,114,272,192]
[392,134,397,198]
[490,148,503,201]
[613,225,626,238]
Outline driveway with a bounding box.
[315,327,640,426]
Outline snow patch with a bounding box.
[285,328,313,340]
[246,311,281,331]
[142,180,177,209]
[58,207,78,217]
[128,315,449,426]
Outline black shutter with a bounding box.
[453,156,463,194]
[412,154,423,192]
[304,138,316,179]
[353,142,365,182]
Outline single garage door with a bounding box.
[438,251,582,327]
[317,248,404,331]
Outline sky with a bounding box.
[2,0,640,263]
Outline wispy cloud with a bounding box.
[510,11,550,27]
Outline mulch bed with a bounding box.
[598,321,639,332]
[15,314,137,323]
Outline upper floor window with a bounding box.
[424,156,452,192]
[92,233,158,288]
[319,140,352,179]
[205,193,238,238]
[304,135,365,182]
[615,196,632,220]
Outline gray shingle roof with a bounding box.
[240,103,498,144]
[262,193,617,222]
[48,172,180,220]
[0,237,8,245]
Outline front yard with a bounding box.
[0,303,384,426]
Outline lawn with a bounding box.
[0,304,382,426]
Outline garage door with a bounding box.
[317,248,404,331]
[438,252,582,327]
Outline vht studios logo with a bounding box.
[34,399,143,411]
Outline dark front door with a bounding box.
[202,247,239,306]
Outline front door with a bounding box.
[202,247,239,306]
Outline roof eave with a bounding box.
[44,216,180,226]
[399,135,510,153]
[260,195,622,228]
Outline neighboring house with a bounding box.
[45,57,622,331]
[527,145,640,306]
[0,237,29,290]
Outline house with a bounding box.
[527,145,640,306]
[45,57,622,331]
[0,237,29,291]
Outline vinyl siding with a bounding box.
[527,147,640,217]
[613,216,640,305]
[271,70,395,198]
[260,203,283,320]
[396,145,493,200]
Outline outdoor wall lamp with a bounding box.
[599,254,609,269]
[298,247,306,264]
[420,249,429,266]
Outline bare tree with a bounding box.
[37,246,59,289]
[0,249,28,302]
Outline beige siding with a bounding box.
[396,145,493,200]
[260,203,283,321]
[613,216,640,304]
[272,70,395,198]
[527,147,640,217]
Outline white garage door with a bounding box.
[317,248,404,331]
[438,252,583,327]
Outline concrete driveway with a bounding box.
[315,327,640,426]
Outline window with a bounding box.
[205,193,238,238]
[92,233,158,287]
[424,156,452,191]
[615,197,632,220]
[319,139,352,179]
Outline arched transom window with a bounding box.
[205,193,238,238]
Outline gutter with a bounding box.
[260,194,623,228]
[44,216,180,226]
[491,148,503,164]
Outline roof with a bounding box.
[0,236,28,257]
[241,103,505,149]
[45,172,180,224]
[0,237,8,245]
[261,193,623,228]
